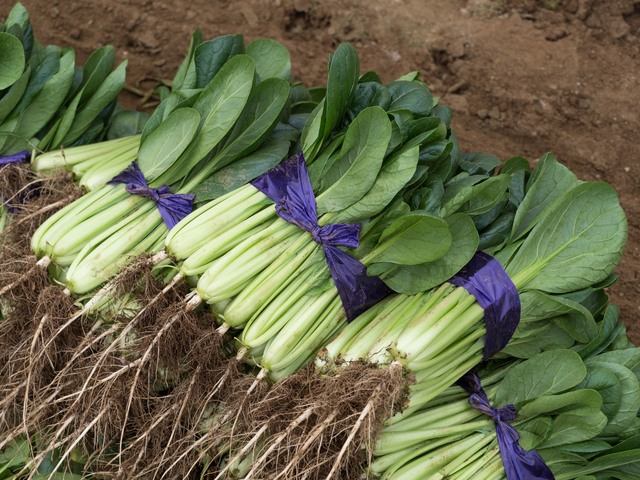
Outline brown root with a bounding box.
[0,285,78,434]
[0,164,81,250]
[234,360,407,480]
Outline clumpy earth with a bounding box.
[3,0,638,341]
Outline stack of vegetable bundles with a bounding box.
[0,6,634,480]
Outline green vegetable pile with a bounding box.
[0,5,634,480]
[0,2,146,238]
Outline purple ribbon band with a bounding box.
[1,150,31,213]
[450,251,521,360]
[108,161,195,230]
[0,150,30,167]
[457,369,555,480]
[251,153,392,322]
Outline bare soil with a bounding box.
[3,0,638,342]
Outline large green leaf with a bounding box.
[334,145,419,223]
[578,367,622,421]
[562,450,640,479]
[0,65,29,123]
[50,84,83,147]
[498,321,574,359]
[506,182,627,293]
[386,80,433,117]
[322,42,359,140]
[1,49,75,154]
[195,140,289,203]
[210,76,290,171]
[316,106,391,214]
[246,38,291,81]
[137,107,200,181]
[518,416,554,450]
[379,213,478,294]
[0,32,24,89]
[9,49,60,118]
[440,174,510,218]
[160,54,254,184]
[59,60,127,145]
[172,28,202,91]
[107,110,149,140]
[585,360,640,436]
[194,34,245,89]
[542,412,608,448]
[519,389,603,418]
[578,304,620,359]
[5,3,29,31]
[78,45,116,103]
[495,350,586,409]
[510,152,578,241]
[302,43,359,161]
[372,211,452,265]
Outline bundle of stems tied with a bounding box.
[372,303,640,480]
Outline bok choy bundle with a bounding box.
[373,327,640,480]
[30,33,293,294]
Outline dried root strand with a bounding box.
[234,360,407,480]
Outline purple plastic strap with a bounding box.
[457,369,555,480]
[450,251,520,360]
[0,150,30,167]
[251,153,392,322]
[108,161,195,230]
[1,151,32,213]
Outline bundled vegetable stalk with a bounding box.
[373,315,640,480]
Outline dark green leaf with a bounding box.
[578,367,622,421]
[78,45,116,104]
[506,182,628,293]
[0,31,24,90]
[543,412,608,448]
[495,350,586,408]
[194,34,245,89]
[0,65,29,124]
[107,110,149,140]
[316,106,391,214]
[431,105,452,128]
[460,152,502,175]
[359,71,382,84]
[9,50,59,118]
[380,213,477,294]
[578,305,621,359]
[60,60,127,145]
[308,86,326,103]
[386,80,433,117]
[195,141,289,203]
[501,156,530,175]
[510,152,578,241]
[478,211,515,250]
[161,54,255,182]
[373,211,452,265]
[519,389,603,418]
[173,28,202,91]
[137,107,200,181]
[334,144,419,223]
[584,360,640,436]
[246,38,290,80]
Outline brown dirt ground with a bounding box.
[3,0,638,342]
